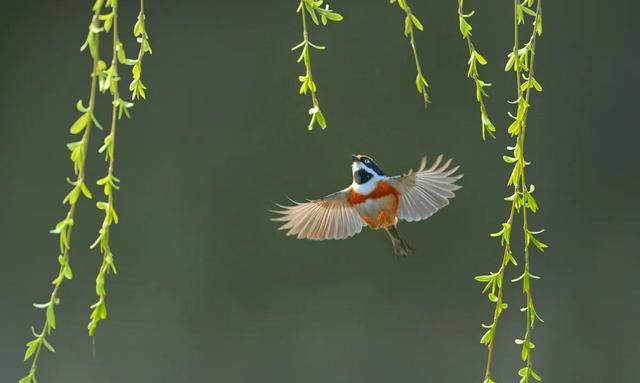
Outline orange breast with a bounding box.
[349,181,400,229]
[348,181,400,205]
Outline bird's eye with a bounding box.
[363,158,370,164]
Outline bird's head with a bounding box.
[351,154,385,185]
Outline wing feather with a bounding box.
[271,189,365,240]
[388,155,463,222]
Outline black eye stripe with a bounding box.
[353,169,373,184]
[360,158,384,176]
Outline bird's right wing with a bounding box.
[387,155,463,222]
[271,189,366,240]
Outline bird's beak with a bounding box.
[352,154,360,162]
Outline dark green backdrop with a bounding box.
[1,1,639,382]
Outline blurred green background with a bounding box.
[1,1,639,382]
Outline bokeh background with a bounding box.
[1,1,639,382]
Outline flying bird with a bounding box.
[271,154,462,256]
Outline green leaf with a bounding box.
[110,203,119,224]
[66,140,82,152]
[529,233,548,252]
[530,368,542,381]
[511,272,526,282]
[473,50,487,65]
[100,12,114,32]
[410,14,423,31]
[70,113,90,134]
[480,327,494,345]
[76,99,89,113]
[63,261,73,280]
[80,182,93,199]
[481,113,495,140]
[24,339,40,361]
[324,12,343,22]
[521,341,529,361]
[305,2,319,25]
[474,274,494,282]
[536,13,543,36]
[93,0,104,12]
[532,76,543,92]
[42,337,56,353]
[91,113,105,130]
[404,15,411,36]
[63,184,81,205]
[46,305,56,329]
[525,192,539,212]
[508,119,521,135]
[316,109,327,129]
[459,16,472,38]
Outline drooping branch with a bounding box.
[510,1,545,381]
[389,0,430,106]
[89,0,125,337]
[20,0,152,380]
[457,0,495,139]
[20,3,105,382]
[475,1,546,383]
[292,0,342,130]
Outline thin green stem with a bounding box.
[89,0,121,336]
[480,1,544,381]
[22,13,101,383]
[392,0,430,106]
[107,2,120,183]
[479,2,545,381]
[408,24,429,106]
[131,0,151,100]
[519,3,541,135]
[482,196,517,382]
[516,1,543,380]
[457,0,494,139]
[293,0,341,130]
[300,3,319,109]
[513,0,522,95]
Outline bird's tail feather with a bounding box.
[385,226,414,256]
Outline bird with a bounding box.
[271,154,463,256]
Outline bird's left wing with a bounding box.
[387,155,463,222]
[271,189,365,240]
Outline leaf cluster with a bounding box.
[292,0,342,130]
[476,1,546,383]
[20,0,151,381]
[390,0,430,106]
[457,0,495,139]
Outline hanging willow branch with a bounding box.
[389,0,430,106]
[20,5,104,383]
[88,0,129,337]
[20,0,151,380]
[130,0,151,100]
[292,0,342,130]
[475,1,545,383]
[457,0,495,140]
[510,1,545,382]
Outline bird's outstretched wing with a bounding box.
[271,189,365,240]
[387,155,463,222]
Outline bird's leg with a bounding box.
[385,225,414,257]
